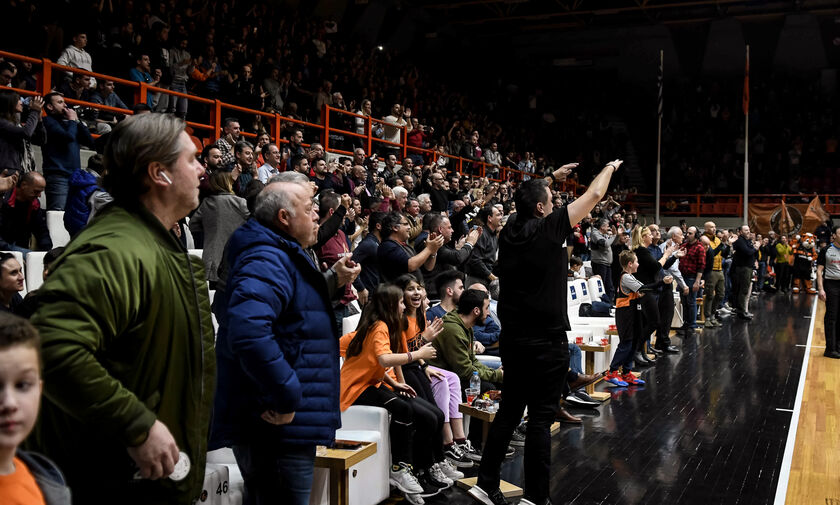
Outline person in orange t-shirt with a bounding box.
[0,313,70,505]
[339,284,446,499]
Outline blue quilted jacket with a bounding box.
[64,168,99,237]
[210,218,341,448]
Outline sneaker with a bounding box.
[415,468,447,496]
[604,370,628,387]
[444,443,474,468]
[437,459,465,481]
[573,390,598,403]
[510,421,527,446]
[712,318,723,327]
[459,440,483,462]
[704,319,716,329]
[621,372,645,385]
[404,493,425,505]
[468,484,510,505]
[390,463,424,494]
[565,394,600,408]
[428,463,454,488]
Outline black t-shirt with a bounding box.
[377,238,416,283]
[497,205,572,336]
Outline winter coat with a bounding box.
[210,218,341,449]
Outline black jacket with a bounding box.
[733,235,758,268]
[0,190,52,251]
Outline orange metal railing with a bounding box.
[6,48,829,217]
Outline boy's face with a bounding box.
[0,346,42,452]
[571,264,581,272]
[628,258,639,273]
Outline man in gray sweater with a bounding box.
[590,218,617,302]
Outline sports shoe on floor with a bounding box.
[605,370,629,387]
[459,440,483,462]
[404,492,425,505]
[468,484,510,505]
[437,459,464,481]
[510,421,527,446]
[415,468,447,495]
[704,319,716,328]
[390,462,424,494]
[621,372,645,385]
[428,463,454,488]
[444,443,474,468]
[565,394,600,408]
[573,389,598,403]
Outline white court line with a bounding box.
[776,408,794,413]
[773,297,818,505]
[796,344,824,348]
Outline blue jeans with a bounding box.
[233,442,316,505]
[568,343,583,375]
[682,274,698,329]
[45,173,69,211]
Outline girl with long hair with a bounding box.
[339,284,448,502]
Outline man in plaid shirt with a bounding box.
[679,226,706,335]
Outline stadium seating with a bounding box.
[46,211,71,247]
[24,251,46,292]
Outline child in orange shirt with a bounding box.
[0,313,70,505]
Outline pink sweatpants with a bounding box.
[428,366,463,423]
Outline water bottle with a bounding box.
[470,371,480,392]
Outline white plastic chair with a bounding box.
[46,211,71,247]
[24,252,47,292]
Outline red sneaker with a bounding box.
[621,372,646,385]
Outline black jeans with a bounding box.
[477,334,568,503]
[733,266,753,315]
[403,364,446,462]
[824,279,840,354]
[638,293,660,352]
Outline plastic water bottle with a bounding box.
[470,371,481,392]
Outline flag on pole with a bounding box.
[742,47,750,115]
[657,56,663,119]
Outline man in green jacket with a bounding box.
[429,288,503,387]
[30,113,216,504]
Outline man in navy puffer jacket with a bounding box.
[210,177,344,505]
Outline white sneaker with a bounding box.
[390,462,424,494]
[429,463,454,487]
[404,493,425,505]
[459,440,483,462]
[438,459,465,480]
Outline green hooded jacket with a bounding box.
[429,310,503,384]
[30,205,216,504]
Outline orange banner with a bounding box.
[748,197,827,236]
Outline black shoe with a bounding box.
[648,346,664,356]
[573,389,597,403]
[565,394,600,408]
[510,422,527,446]
[634,353,653,367]
[414,470,445,497]
[657,345,680,354]
[824,351,840,359]
[468,485,510,505]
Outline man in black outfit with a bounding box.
[470,159,623,505]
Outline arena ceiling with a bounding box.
[418,0,840,33]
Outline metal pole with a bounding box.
[743,45,750,225]
[655,50,663,224]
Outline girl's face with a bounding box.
[0,259,24,295]
[403,281,423,310]
[397,297,406,315]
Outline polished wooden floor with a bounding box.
[389,293,823,505]
[785,298,840,505]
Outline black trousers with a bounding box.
[477,334,568,503]
[638,293,660,352]
[824,279,840,354]
[353,385,441,470]
[656,288,675,346]
[403,363,445,462]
